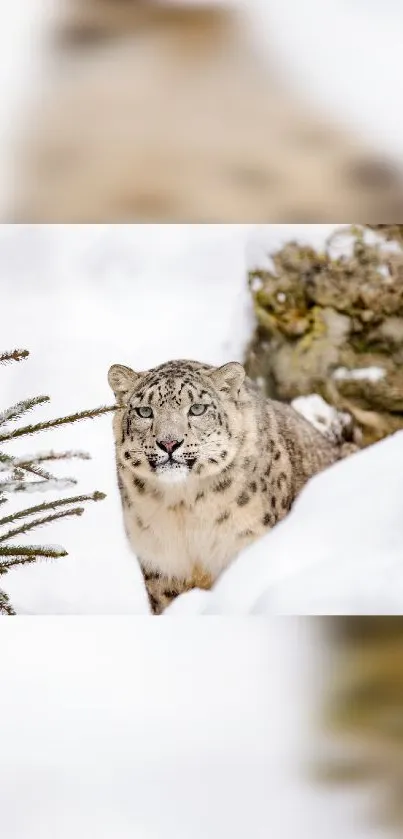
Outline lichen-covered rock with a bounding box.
[245,225,403,446]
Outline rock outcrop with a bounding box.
[245,225,403,446]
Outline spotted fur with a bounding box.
[108,359,340,614]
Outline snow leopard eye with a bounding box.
[189,404,207,416]
[136,406,153,419]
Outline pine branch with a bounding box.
[0,545,68,578]
[0,349,29,365]
[0,451,91,484]
[0,556,37,573]
[0,477,77,494]
[0,507,84,543]
[0,348,109,611]
[0,395,50,427]
[0,491,105,528]
[0,404,118,443]
[0,452,58,482]
[0,545,68,559]
[15,449,91,465]
[0,589,15,615]
[1,556,46,575]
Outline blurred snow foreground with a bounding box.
[168,430,403,615]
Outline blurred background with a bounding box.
[2,0,403,221]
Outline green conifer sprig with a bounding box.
[0,395,50,426]
[0,477,77,494]
[0,404,116,444]
[0,451,59,482]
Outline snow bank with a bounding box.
[168,431,403,615]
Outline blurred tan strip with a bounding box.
[9,1,403,222]
[56,0,237,46]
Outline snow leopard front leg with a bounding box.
[142,566,213,615]
[142,569,182,615]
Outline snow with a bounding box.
[333,367,386,384]
[250,275,265,291]
[247,224,401,272]
[246,224,340,270]
[327,226,403,262]
[291,394,352,443]
[168,431,403,615]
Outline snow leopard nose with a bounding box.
[156,438,183,454]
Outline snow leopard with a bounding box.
[108,358,341,614]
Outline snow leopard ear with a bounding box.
[108,364,140,406]
[208,362,245,397]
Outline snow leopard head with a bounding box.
[108,358,245,485]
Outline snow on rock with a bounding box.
[333,366,386,383]
[326,225,403,261]
[291,394,352,444]
[167,431,403,615]
[246,224,339,270]
[247,224,402,275]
